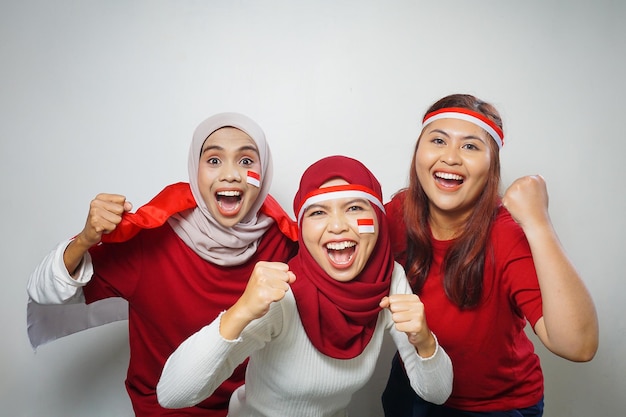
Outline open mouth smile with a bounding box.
[216,190,243,215]
[325,240,356,268]
[434,171,464,188]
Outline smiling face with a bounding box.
[300,178,379,282]
[197,127,262,227]
[415,118,493,223]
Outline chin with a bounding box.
[328,271,359,282]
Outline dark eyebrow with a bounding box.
[201,144,224,155]
[344,198,370,207]
[305,198,371,214]
[304,203,325,212]
[239,145,260,156]
[428,128,487,144]
[200,144,260,156]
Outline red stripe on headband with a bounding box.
[423,107,504,148]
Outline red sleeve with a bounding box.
[385,191,409,267]
[494,209,543,327]
[83,239,142,303]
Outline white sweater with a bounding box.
[157,263,452,417]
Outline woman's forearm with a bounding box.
[525,221,598,361]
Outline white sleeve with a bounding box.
[27,239,93,304]
[388,263,453,405]
[157,303,283,409]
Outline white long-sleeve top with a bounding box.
[157,263,452,417]
[27,239,92,304]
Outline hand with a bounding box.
[380,294,435,357]
[75,193,133,247]
[235,262,296,322]
[501,175,550,230]
[63,193,132,277]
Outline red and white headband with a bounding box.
[422,107,504,149]
[296,184,385,224]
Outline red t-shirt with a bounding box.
[386,191,544,411]
[84,223,297,416]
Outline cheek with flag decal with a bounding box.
[357,218,375,234]
[246,170,261,187]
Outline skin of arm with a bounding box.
[64,194,132,277]
[219,261,296,340]
[502,175,599,362]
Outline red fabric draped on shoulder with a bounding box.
[101,182,297,244]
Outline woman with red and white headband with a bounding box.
[382,94,599,416]
[157,155,453,416]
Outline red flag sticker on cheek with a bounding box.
[357,218,375,234]
[247,170,261,187]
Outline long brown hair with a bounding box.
[404,94,502,308]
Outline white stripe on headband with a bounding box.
[422,110,504,149]
[297,189,385,224]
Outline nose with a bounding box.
[327,212,350,234]
[220,162,242,182]
[441,145,461,165]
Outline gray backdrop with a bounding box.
[2,1,624,416]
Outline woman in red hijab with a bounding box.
[157,155,453,417]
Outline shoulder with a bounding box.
[491,206,526,239]
[385,190,409,262]
[257,222,299,260]
[93,223,177,254]
[389,262,412,295]
[385,189,407,217]
[489,206,532,256]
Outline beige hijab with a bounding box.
[167,112,274,266]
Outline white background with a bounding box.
[1,1,624,416]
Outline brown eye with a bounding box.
[462,143,479,151]
[431,137,445,145]
[240,157,255,166]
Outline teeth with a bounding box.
[435,172,463,180]
[217,190,241,197]
[326,241,356,250]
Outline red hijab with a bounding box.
[289,155,394,359]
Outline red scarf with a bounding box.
[101,182,297,243]
[289,156,393,359]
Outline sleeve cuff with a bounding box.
[52,239,93,287]
[416,332,441,361]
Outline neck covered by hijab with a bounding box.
[168,112,275,266]
[289,155,394,359]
